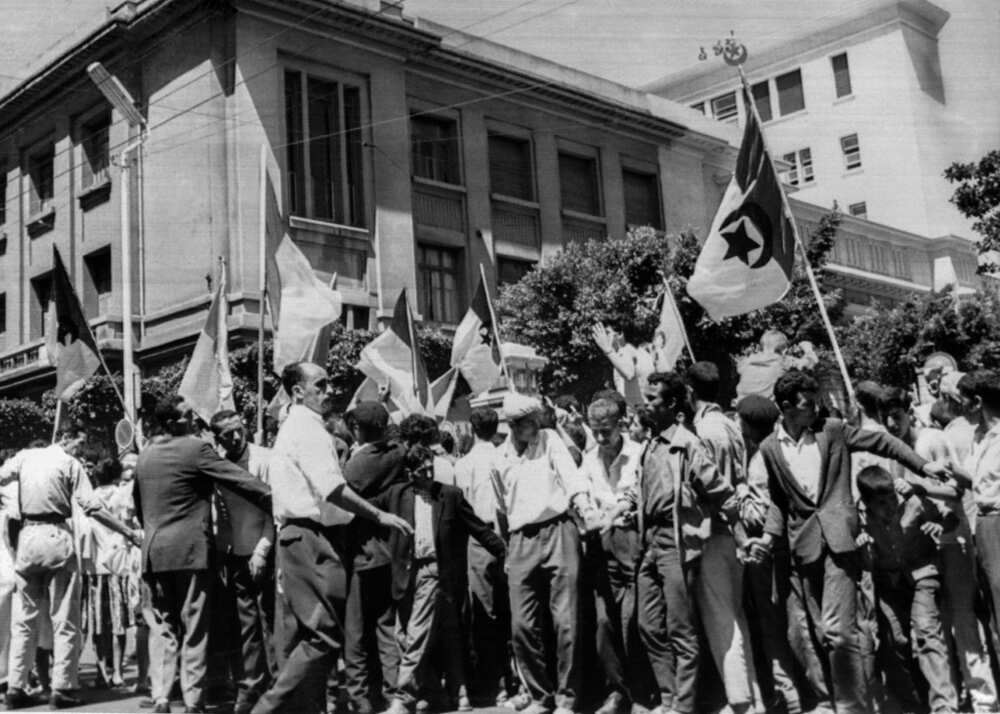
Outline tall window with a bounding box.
[622,168,662,229]
[751,81,772,122]
[0,293,6,336]
[781,148,814,187]
[497,257,535,286]
[417,244,460,323]
[84,248,112,316]
[410,115,460,185]
[0,165,6,226]
[28,144,54,216]
[832,53,852,98]
[284,69,365,227]
[80,113,110,190]
[849,201,867,218]
[30,273,52,340]
[775,69,805,115]
[488,134,534,200]
[841,133,862,170]
[710,91,738,122]
[559,152,601,216]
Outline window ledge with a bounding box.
[763,108,807,128]
[412,176,466,193]
[78,178,111,210]
[491,193,539,210]
[843,168,864,177]
[833,94,855,105]
[561,208,606,224]
[289,215,370,241]
[26,207,56,237]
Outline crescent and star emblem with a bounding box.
[720,202,774,269]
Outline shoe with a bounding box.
[49,690,83,709]
[183,708,206,713]
[4,688,32,710]
[381,699,409,714]
[553,707,576,714]
[141,697,156,709]
[496,691,510,706]
[153,702,171,714]
[457,695,473,711]
[504,693,533,711]
[416,701,429,714]
[596,693,628,714]
[630,705,651,714]
[521,703,552,714]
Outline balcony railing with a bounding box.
[492,201,540,249]
[412,181,465,235]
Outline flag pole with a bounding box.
[51,399,62,444]
[256,145,267,445]
[479,264,515,392]
[735,65,856,407]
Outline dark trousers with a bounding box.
[636,531,700,714]
[343,564,399,712]
[508,515,582,710]
[976,514,1000,642]
[467,539,512,703]
[874,575,958,714]
[795,551,868,714]
[222,553,277,711]
[251,523,343,714]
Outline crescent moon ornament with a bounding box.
[723,42,748,66]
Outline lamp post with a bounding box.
[86,62,145,427]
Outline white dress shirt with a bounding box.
[968,421,1000,516]
[413,489,436,560]
[775,424,822,502]
[579,436,643,512]
[454,441,503,525]
[270,404,353,526]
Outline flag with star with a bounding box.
[686,83,796,320]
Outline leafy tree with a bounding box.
[0,398,52,451]
[945,149,1000,272]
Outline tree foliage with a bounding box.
[0,398,51,452]
[945,149,1000,272]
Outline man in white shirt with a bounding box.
[579,397,651,714]
[498,393,595,714]
[251,362,412,714]
[454,407,511,705]
[591,324,654,410]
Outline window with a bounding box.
[284,69,366,227]
[751,81,772,122]
[80,113,110,191]
[84,248,112,316]
[417,245,460,323]
[775,69,805,115]
[832,53,852,98]
[690,102,705,115]
[849,201,867,218]
[410,115,460,185]
[30,273,52,340]
[710,91,738,122]
[488,134,534,201]
[497,256,535,286]
[781,148,814,187]
[841,133,862,170]
[558,152,601,216]
[28,144,54,216]
[622,168,662,229]
[0,165,6,226]
[0,293,6,336]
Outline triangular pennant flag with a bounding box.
[178,261,235,424]
[686,82,796,320]
[47,247,102,401]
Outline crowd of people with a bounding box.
[3,341,1000,714]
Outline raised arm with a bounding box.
[197,442,272,515]
[844,423,927,475]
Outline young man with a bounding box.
[377,444,506,714]
[618,371,733,714]
[591,323,654,410]
[747,370,950,714]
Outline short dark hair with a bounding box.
[930,398,956,427]
[209,409,241,434]
[563,422,588,452]
[280,362,309,396]
[399,414,439,447]
[736,395,780,435]
[687,361,720,402]
[469,407,499,440]
[591,388,627,417]
[439,430,455,454]
[856,464,895,500]
[351,401,390,437]
[878,386,910,414]
[959,370,1000,411]
[92,457,123,487]
[855,381,884,416]
[647,371,689,408]
[154,395,189,435]
[553,395,582,414]
[773,369,819,409]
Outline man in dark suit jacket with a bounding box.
[747,370,949,714]
[375,445,506,714]
[134,396,272,714]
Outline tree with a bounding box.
[945,149,1000,272]
[0,398,51,452]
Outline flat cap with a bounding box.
[939,371,965,400]
[503,393,542,421]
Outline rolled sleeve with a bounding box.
[71,461,104,514]
[549,433,589,499]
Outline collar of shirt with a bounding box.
[776,423,816,448]
[693,402,722,428]
[286,404,325,428]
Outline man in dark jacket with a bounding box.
[377,445,506,714]
[135,396,273,714]
[747,370,951,714]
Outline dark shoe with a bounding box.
[596,692,628,714]
[49,690,83,709]
[183,708,205,713]
[153,701,171,714]
[141,697,157,709]
[4,688,32,710]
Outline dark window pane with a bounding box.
[622,169,662,229]
[31,273,52,340]
[497,257,535,286]
[841,133,862,170]
[751,81,772,122]
[29,146,54,216]
[0,167,6,226]
[849,201,867,218]
[307,77,339,221]
[284,71,305,215]
[711,92,738,122]
[81,114,110,190]
[559,152,600,215]
[0,293,5,335]
[411,115,460,185]
[344,85,365,227]
[832,53,852,98]
[417,244,461,323]
[489,134,533,200]
[776,69,805,115]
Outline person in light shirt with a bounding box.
[591,323,654,410]
[578,395,653,714]
[251,362,412,714]
[496,392,596,714]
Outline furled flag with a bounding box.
[178,260,235,424]
[47,247,102,401]
[652,285,690,371]
[355,290,432,415]
[686,83,796,320]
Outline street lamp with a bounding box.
[86,61,145,430]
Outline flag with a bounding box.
[356,290,432,415]
[686,82,796,320]
[652,286,689,371]
[47,247,102,401]
[933,255,958,292]
[269,235,342,374]
[178,261,235,424]
[451,277,503,396]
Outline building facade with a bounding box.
[0,0,735,397]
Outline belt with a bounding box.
[513,513,569,538]
[21,513,67,525]
[282,517,324,532]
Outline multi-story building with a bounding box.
[0,0,736,397]
[644,0,985,310]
